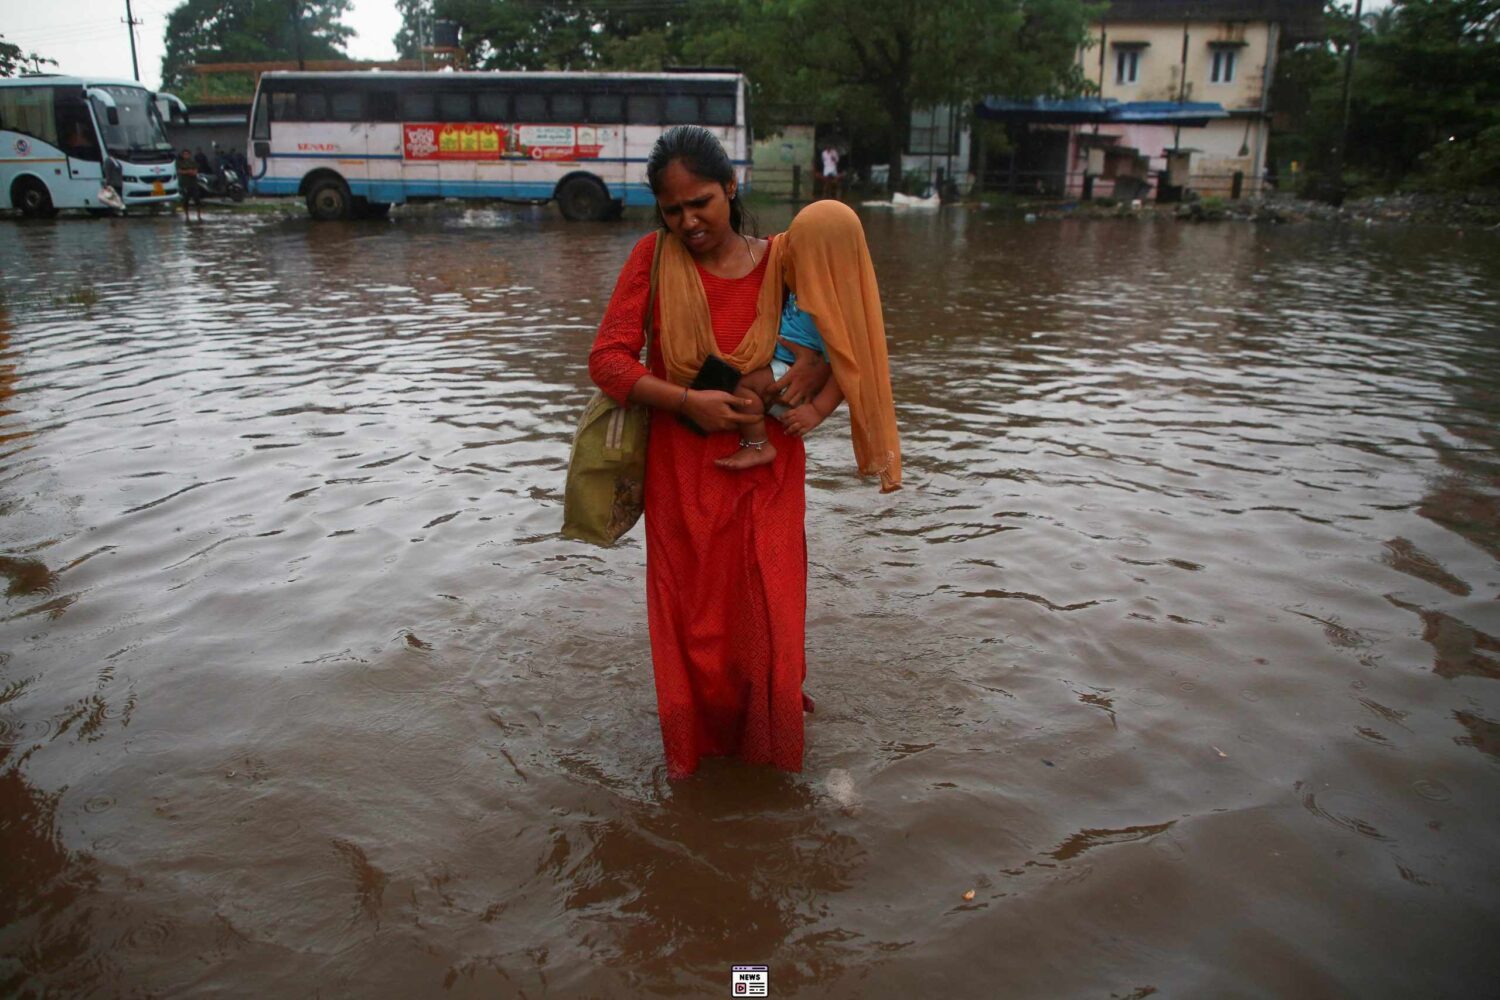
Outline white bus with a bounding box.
[247,70,749,221]
[1,75,182,217]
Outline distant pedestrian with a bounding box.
[194,147,211,174]
[177,148,203,221]
[820,145,844,201]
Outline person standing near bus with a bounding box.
[176,148,202,221]
[587,125,900,778]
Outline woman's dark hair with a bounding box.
[646,124,752,234]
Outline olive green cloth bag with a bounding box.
[561,236,662,546]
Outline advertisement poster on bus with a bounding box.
[402,123,609,162]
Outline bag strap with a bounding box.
[642,232,664,364]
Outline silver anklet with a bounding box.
[739,438,768,451]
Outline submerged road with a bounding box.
[1,205,1498,996]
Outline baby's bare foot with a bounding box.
[714,440,777,470]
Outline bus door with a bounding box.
[56,87,105,198]
[319,87,369,193]
[361,86,403,204]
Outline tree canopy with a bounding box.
[160,0,356,92]
[0,34,55,77]
[1274,0,1500,191]
[394,0,1095,172]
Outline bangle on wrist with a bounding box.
[678,387,690,412]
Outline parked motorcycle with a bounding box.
[197,166,246,202]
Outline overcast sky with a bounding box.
[5,0,403,92]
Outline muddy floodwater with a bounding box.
[2,205,1498,997]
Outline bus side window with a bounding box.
[298,91,329,122]
[703,94,735,126]
[626,94,661,125]
[271,92,296,123]
[252,92,271,139]
[476,92,509,122]
[439,91,471,122]
[0,86,58,146]
[664,94,699,125]
[401,91,436,121]
[331,89,363,122]
[550,93,583,122]
[54,90,101,161]
[587,93,623,124]
[514,93,546,123]
[367,89,397,122]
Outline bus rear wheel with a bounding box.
[306,177,352,221]
[556,177,610,222]
[14,178,58,219]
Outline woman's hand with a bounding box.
[680,389,759,434]
[778,403,825,438]
[768,338,831,409]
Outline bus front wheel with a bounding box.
[14,178,58,219]
[556,177,610,222]
[306,177,352,221]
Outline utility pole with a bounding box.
[289,0,306,71]
[418,9,428,71]
[1173,18,1189,151]
[1336,0,1364,176]
[122,0,142,81]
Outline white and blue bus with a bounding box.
[247,70,749,221]
[1,75,182,217]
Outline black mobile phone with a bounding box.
[678,355,743,435]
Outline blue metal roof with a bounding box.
[1111,101,1229,124]
[976,97,1228,127]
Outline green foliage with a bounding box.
[689,0,1097,175]
[175,72,258,103]
[0,34,55,77]
[1420,124,1500,189]
[400,0,683,69]
[397,0,1096,179]
[1274,0,1500,194]
[160,0,356,90]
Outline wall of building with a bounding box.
[1083,20,1275,113]
[750,125,815,198]
[1064,118,1270,199]
[1068,18,1277,196]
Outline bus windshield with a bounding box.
[92,85,174,162]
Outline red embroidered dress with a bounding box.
[589,232,808,778]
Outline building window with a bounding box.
[1211,47,1237,83]
[1116,49,1140,85]
[907,105,958,155]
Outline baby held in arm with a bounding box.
[715,293,845,471]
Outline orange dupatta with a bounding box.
[655,200,902,493]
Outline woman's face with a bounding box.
[654,158,736,257]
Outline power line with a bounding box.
[123,0,144,81]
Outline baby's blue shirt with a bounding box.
[775,294,826,366]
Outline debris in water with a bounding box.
[962,889,976,901]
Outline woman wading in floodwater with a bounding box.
[588,125,901,778]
